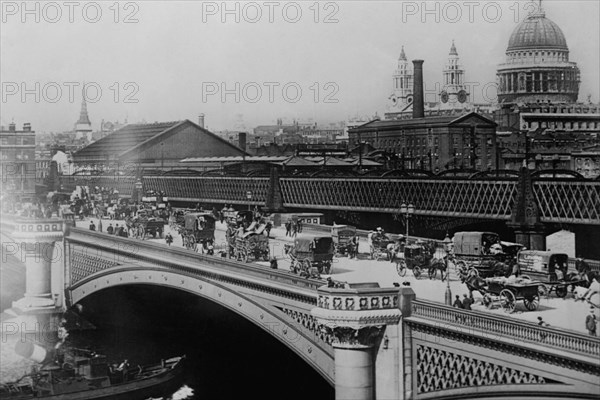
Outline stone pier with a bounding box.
[311,283,402,400]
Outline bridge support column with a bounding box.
[509,167,546,250]
[312,286,402,400]
[8,219,64,314]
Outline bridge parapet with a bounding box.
[409,299,600,363]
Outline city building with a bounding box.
[493,2,600,177]
[385,42,494,121]
[0,122,36,203]
[72,119,248,172]
[352,61,498,172]
[496,7,580,105]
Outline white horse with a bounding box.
[573,278,600,309]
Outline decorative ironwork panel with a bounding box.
[70,248,120,284]
[280,307,334,347]
[415,344,560,394]
[534,181,600,224]
[280,178,518,220]
[142,176,269,205]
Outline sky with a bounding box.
[1,0,599,133]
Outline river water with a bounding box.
[1,284,333,400]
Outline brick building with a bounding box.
[0,122,36,203]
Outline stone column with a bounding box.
[9,218,64,313]
[312,286,402,400]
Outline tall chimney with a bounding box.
[412,60,425,119]
[238,132,247,152]
[198,113,205,128]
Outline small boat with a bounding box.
[0,342,185,399]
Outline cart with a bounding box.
[517,250,589,298]
[181,212,216,252]
[481,277,541,313]
[332,225,358,257]
[287,235,334,278]
[234,231,270,262]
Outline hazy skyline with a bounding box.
[1,0,599,133]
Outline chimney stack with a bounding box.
[198,113,205,128]
[23,123,31,131]
[8,122,16,131]
[238,132,247,152]
[412,59,425,119]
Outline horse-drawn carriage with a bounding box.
[480,277,541,313]
[370,232,394,261]
[286,235,334,278]
[233,230,270,262]
[517,250,589,297]
[394,241,443,279]
[332,225,358,257]
[453,232,510,279]
[180,212,216,252]
[125,210,164,239]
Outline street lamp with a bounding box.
[443,233,453,306]
[134,178,143,204]
[399,203,415,242]
[246,190,252,211]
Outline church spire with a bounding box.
[76,85,91,125]
[399,45,406,61]
[449,40,458,56]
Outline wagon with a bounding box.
[332,225,358,257]
[453,231,508,279]
[181,212,216,252]
[517,250,588,298]
[287,235,334,278]
[481,277,541,313]
[234,231,270,262]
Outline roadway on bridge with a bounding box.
[78,218,598,336]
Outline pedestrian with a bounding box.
[98,219,103,233]
[586,307,597,336]
[270,257,278,269]
[285,221,291,237]
[537,316,550,327]
[89,221,96,231]
[265,222,272,238]
[165,232,173,246]
[107,224,114,235]
[453,295,464,309]
[462,294,473,310]
[297,219,302,233]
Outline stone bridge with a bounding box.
[1,217,599,399]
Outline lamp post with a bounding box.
[134,178,143,204]
[399,203,415,243]
[443,233,453,306]
[246,190,252,211]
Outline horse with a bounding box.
[428,257,448,281]
[574,273,600,308]
[462,270,488,298]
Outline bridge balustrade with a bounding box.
[409,299,600,359]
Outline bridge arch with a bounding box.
[68,265,335,385]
